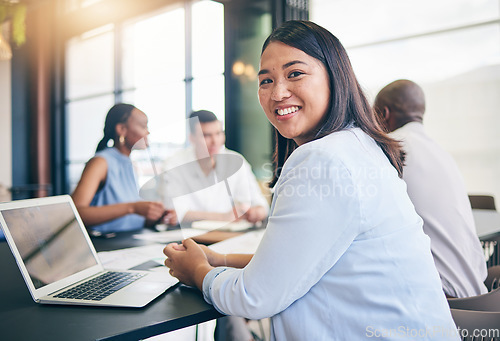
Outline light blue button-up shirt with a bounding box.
[203,128,459,340]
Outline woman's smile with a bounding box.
[275,105,301,120]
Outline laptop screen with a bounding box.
[1,202,98,289]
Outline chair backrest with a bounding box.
[451,309,500,340]
[448,286,500,312]
[485,265,500,292]
[469,195,497,210]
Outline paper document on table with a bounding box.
[191,220,254,232]
[133,228,207,244]
[98,244,166,270]
[208,229,266,254]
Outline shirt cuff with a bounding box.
[202,267,228,306]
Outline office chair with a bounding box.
[470,194,500,267]
[469,195,497,210]
[450,309,500,341]
[448,286,500,311]
[484,265,500,292]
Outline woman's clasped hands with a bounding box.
[163,240,221,289]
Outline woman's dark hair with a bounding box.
[262,20,405,187]
[96,103,136,152]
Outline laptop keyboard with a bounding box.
[53,271,145,301]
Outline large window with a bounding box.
[65,0,224,191]
[65,24,115,190]
[311,0,500,202]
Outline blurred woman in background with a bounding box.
[72,103,175,236]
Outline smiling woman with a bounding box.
[163,20,459,340]
[257,42,331,146]
[260,20,405,188]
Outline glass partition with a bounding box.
[65,0,225,191]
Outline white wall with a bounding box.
[0,58,12,200]
[311,0,500,204]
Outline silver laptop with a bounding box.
[0,195,178,308]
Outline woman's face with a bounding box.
[258,41,331,146]
[124,108,150,150]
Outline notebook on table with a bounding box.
[0,195,178,308]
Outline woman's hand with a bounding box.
[163,239,214,289]
[199,245,225,267]
[198,245,253,269]
[161,209,178,226]
[133,201,165,222]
